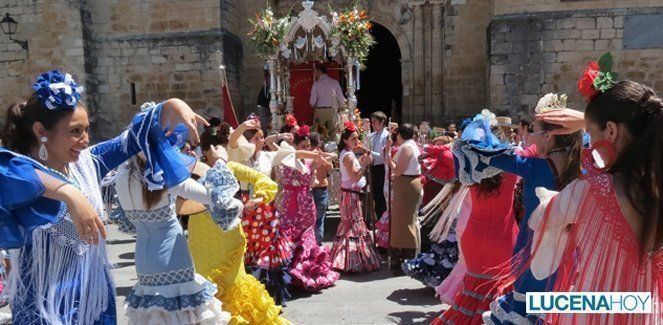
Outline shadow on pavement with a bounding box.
[118,252,134,260]
[106,239,136,245]
[387,311,440,324]
[113,261,135,268]
[115,286,134,297]
[386,287,440,306]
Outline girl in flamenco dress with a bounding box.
[0,70,207,324]
[185,142,291,324]
[226,118,331,302]
[431,113,519,325]
[274,126,340,291]
[479,93,583,324]
[330,121,381,273]
[499,57,662,324]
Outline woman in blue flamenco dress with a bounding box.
[477,95,583,325]
[0,70,209,325]
[448,97,583,324]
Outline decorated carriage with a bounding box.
[248,0,374,134]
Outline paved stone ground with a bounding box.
[1,210,448,324]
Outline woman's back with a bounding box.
[468,173,518,223]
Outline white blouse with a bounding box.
[340,149,366,189]
[394,139,421,176]
[115,163,210,210]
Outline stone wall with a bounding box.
[441,0,492,122]
[488,6,663,118]
[0,0,244,139]
[493,0,663,16]
[0,0,86,121]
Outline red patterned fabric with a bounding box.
[240,194,293,269]
[330,191,381,273]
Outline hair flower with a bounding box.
[343,120,356,132]
[578,52,618,102]
[296,125,310,137]
[32,70,84,111]
[285,113,298,127]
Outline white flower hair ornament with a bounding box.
[535,93,568,114]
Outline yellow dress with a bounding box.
[188,162,290,325]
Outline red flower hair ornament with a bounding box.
[296,125,310,137]
[285,113,298,127]
[343,121,356,132]
[578,52,618,102]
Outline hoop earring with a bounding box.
[39,136,48,161]
[591,140,616,170]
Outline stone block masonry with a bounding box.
[488,6,663,118]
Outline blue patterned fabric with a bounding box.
[11,240,117,325]
[452,117,514,185]
[204,162,242,231]
[128,102,196,191]
[0,102,182,250]
[125,279,216,312]
[31,70,83,111]
[402,225,460,288]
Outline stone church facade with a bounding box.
[1,0,663,139]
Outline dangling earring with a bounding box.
[39,136,48,161]
[591,140,616,171]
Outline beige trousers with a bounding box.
[313,108,340,142]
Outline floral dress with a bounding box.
[274,162,340,291]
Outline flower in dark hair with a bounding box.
[296,125,310,137]
[578,52,618,102]
[343,120,356,132]
[578,61,599,102]
[32,70,84,111]
[285,113,298,127]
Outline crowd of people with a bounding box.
[0,51,661,325]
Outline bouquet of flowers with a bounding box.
[248,7,288,58]
[330,4,376,63]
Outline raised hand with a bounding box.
[161,98,210,145]
[241,119,261,130]
[535,108,585,135]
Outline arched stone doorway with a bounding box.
[356,22,403,122]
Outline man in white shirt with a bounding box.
[367,111,389,222]
[309,63,346,141]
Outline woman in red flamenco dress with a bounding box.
[432,171,518,324]
[524,76,663,324]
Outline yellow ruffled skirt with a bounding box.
[188,212,290,325]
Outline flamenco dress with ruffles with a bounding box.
[0,102,190,325]
[227,141,295,305]
[476,150,566,325]
[432,116,520,324]
[499,152,663,324]
[274,162,340,291]
[329,150,381,273]
[187,161,291,324]
[403,145,458,286]
[115,160,236,324]
[431,173,518,325]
